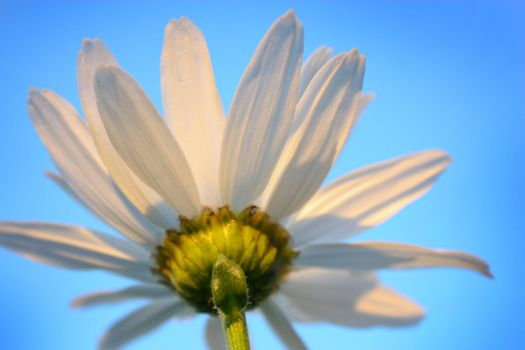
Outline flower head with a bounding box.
[1,10,490,350]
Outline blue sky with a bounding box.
[0,1,523,349]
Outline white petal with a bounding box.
[299,46,332,98]
[47,172,161,246]
[162,18,225,207]
[295,242,492,277]
[29,90,161,245]
[0,222,153,282]
[262,52,367,219]
[287,150,452,247]
[351,285,424,327]
[220,10,303,211]
[78,39,180,228]
[205,316,225,350]
[260,299,308,350]
[277,268,424,328]
[334,93,374,156]
[94,66,201,217]
[99,298,192,350]
[72,284,173,308]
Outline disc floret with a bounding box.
[152,206,296,313]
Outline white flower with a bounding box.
[0,10,490,350]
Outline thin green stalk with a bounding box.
[219,310,250,350]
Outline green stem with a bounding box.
[219,311,251,350]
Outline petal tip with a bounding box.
[28,87,40,97]
[321,45,333,54]
[278,9,301,30]
[166,16,195,33]
[436,149,453,165]
[81,38,99,52]
[422,149,453,168]
[284,9,297,17]
[343,49,360,63]
[363,92,376,103]
[70,298,82,309]
[480,263,494,279]
[44,170,56,178]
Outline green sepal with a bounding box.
[211,254,248,319]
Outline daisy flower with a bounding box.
[0,10,490,350]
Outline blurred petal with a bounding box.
[277,268,424,328]
[47,171,160,246]
[99,298,192,350]
[220,10,303,211]
[205,316,225,350]
[162,18,225,207]
[72,284,173,308]
[296,242,492,277]
[94,66,201,217]
[260,299,308,350]
[334,93,374,155]
[78,39,179,229]
[0,222,153,281]
[298,46,332,98]
[287,150,451,247]
[262,52,366,219]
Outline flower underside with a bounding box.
[153,206,297,314]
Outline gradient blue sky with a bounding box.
[0,1,523,349]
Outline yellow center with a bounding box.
[152,206,297,313]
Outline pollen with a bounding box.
[152,206,297,314]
